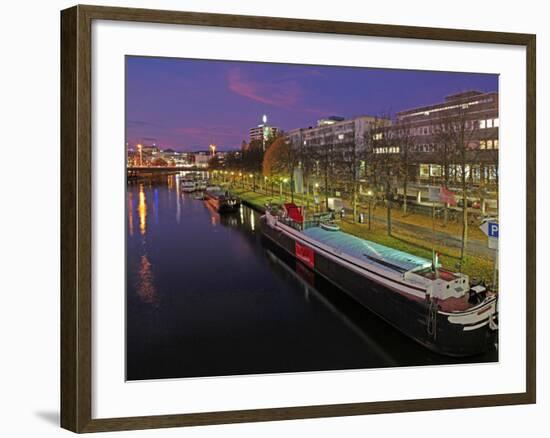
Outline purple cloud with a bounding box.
[227,67,301,109]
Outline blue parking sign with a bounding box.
[480,221,499,239]
[488,222,499,238]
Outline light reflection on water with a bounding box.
[250,210,255,232]
[175,175,181,224]
[127,192,134,237]
[133,183,158,304]
[137,253,157,304]
[138,184,146,236]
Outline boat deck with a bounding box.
[302,226,432,274]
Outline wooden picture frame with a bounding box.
[61,4,536,433]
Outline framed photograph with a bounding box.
[60,4,536,433]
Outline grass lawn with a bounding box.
[231,186,495,283]
[339,220,494,282]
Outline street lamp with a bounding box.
[282,178,289,202]
[367,189,373,230]
[313,182,320,211]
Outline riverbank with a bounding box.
[231,187,495,282]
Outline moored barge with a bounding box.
[260,203,498,357]
[204,186,241,214]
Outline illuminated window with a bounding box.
[494,139,499,149]
[494,118,500,127]
[480,140,486,149]
[338,134,344,140]
[479,120,486,129]
[487,119,493,128]
[487,140,493,149]
[430,165,442,177]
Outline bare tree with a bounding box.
[434,104,479,262]
[310,132,337,211]
[393,120,416,215]
[365,117,399,235]
[433,118,455,226]
[332,131,360,221]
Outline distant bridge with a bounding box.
[127,166,206,175]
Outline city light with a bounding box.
[137,143,143,167]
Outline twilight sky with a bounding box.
[125,56,498,152]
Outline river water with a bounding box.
[126,174,497,381]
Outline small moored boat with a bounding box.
[204,186,240,213]
[320,222,340,232]
[181,180,196,193]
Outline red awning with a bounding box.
[284,203,304,224]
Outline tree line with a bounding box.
[210,106,498,263]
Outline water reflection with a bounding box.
[175,175,181,224]
[204,199,220,226]
[265,249,398,367]
[128,192,134,237]
[137,253,157,304]
[153,189,159,225]
[130,182,159,304]
[138,184,146,235]
[250,210,255,232]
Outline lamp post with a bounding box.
[314,182,320,212]
[367,190,373,230]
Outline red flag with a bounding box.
[439,187,457,206]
